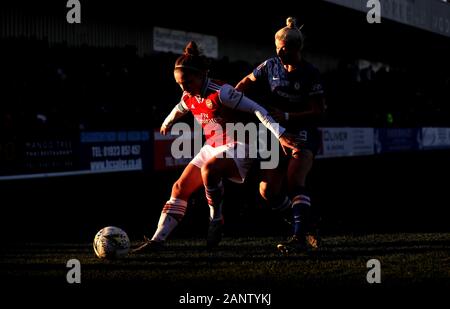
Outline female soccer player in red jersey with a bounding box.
[133,41,298,252]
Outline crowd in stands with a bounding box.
[1,37,449,135]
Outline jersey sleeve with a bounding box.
[218,84,286,139]
[177,98,189,113]
[161,97,189,129]
[308,67,325,97]
[218,84,244,109]
[252,60,268,81]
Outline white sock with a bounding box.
[209,201,223,222]
[151,197,187,242]
[151,213,179,242]
[205,181,224,222]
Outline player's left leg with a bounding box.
[288,149,314,236]
[132,164,204,253]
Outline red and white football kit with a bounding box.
[163,78,285,183]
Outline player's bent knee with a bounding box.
[172,181,182,195]
[201,159,220,179]
[171,180,191,200]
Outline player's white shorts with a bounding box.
[190,142,253,183]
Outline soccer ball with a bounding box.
[93,226,130,259]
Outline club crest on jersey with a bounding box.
[206,99,214,109]
[294,82,301,90]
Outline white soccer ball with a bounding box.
[93,226,130,259]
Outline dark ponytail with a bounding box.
[183,41,200,57]
[174,41,209,73]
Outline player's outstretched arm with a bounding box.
[219,84,299,152]
[235,72,257,92]
[219,84,284,137]
[160,100,189,135]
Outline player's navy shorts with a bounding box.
[291,127,321,156]
[278,127,321,167]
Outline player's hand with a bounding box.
[279,132,300,155]
[160,124,171,135]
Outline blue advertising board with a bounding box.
[374,128,421,153]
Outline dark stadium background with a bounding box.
[1,0,449,245]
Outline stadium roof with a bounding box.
[324,0,450,38]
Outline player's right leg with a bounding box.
[201,156,243,248]
[132,163,203,253]
[197,141,253,248]
[277,149,319,254]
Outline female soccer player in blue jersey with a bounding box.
[236,17,326,252]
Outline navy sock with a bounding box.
[290,188,311,236]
